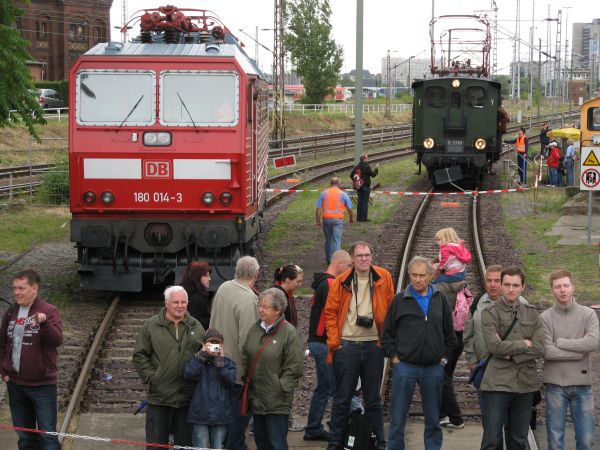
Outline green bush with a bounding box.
[36,155,69,205]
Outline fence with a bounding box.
[282,103,411,115]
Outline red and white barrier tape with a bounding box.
[0,423,211,449]
[266,187,530,196]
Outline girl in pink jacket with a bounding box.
[432,227,472,283]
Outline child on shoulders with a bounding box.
[432,227,472,284]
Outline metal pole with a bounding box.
[386,50,391,119]
[589,191,593,245]
[354,0,364,164]
[28,135,33,200]
[537,38,542,118]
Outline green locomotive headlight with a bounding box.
[452,79,461,88]
[423,138,435,149]
[474,138,487,150]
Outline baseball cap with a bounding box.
[204,328,224,343]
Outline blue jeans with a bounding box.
[7,382,61,450]
[357,187,371,221]
[517,153,527,184]
[192,424,227,449]
[545,383,594,450]
[564,159,575,187]
[322,218,344,263]
[388,361,444,450]
[226,383,251,450]
[330,340,385,449]
[305,341,362,437]
[480,391,533,450]
[432,271,465,284]
[253,414,288,450]
[549,167,559,186]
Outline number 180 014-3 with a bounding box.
[133,192,183,203]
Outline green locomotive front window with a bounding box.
[425,87,445,108]
[76,71,156,126]
[466,86,486,108]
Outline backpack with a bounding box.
[342,410,377,450]
[352,166,364,190]
[452,286,474,331]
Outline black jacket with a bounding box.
[308,272,335,343]
[381,285,456,366]
[274,285,298,327]
[350,161,378,188]
[184,284,211,330]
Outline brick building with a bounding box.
[16,0,113,81]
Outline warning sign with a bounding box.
[582,150,600,166]
[580,147,600,191]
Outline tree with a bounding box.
[0,0,45,139]
[285,0,343,104]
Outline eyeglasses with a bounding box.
[354,254,372,259]
[258,303,275,310]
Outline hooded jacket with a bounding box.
[0,297,63,386]
[381,285,456,366]
[308,272,336,344]
[350,161,378,188]
[324,265,394,363]
[133,308,205,407]
[438,241,472,275]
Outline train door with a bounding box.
[247,80,257,206]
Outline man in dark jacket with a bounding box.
[381,256,456,450]
[350,154,379,222]
[0,269,63,450]
[304,250,354,441]
[133,285,205,449]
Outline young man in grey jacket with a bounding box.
[540,269,599,450]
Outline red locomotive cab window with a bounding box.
[588,107,600,131]
[159,71,240,127]
[76,70,156,126]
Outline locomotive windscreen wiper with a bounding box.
[177,92,197,128]
[119,95,144,128]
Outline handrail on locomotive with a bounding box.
[430,15,491,78]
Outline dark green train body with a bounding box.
[412,77,502,185]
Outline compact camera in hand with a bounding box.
[355,315,374,328]
[208,343,221,353]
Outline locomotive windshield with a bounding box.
[160,71,239,127]
[76,71,156,126]
[466,86,486,108]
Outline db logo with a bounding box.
[143,160,171,179]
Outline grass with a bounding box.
[264,157,420,295]
[500,189,598,304]
[0,205,70,253]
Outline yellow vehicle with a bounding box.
[580,97,600,147]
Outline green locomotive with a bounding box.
[413,14,501,186]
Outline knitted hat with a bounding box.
[204,328,224,343]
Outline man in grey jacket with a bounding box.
[540,269,599,450]
[480,267,544,450]
[209,256,260,450]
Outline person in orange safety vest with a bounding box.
[504,127,529,185]
[315,177,354,264]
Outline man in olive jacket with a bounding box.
[133,286,205,449]
[480,267,544,450]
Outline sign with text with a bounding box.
[273,155,296,169]
[580,147,600,191]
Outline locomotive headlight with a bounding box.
[202,192,215,205]
[423,138,435,149]
[83,191,96,204]
[219,191,233,205]
[474,138,487,150]
[143,132,172,146]
[101,191,114,204]
[452,79,461,88]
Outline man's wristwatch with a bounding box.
[441,357,448,367]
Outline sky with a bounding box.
[109,0,594,76]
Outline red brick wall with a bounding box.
[16,0,113,81]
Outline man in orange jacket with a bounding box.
[324,241,394,450]
[316,177,354,264]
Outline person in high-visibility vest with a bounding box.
[504,127,529,184]
[315,177,354,264]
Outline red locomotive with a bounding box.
[69,6,269,291]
